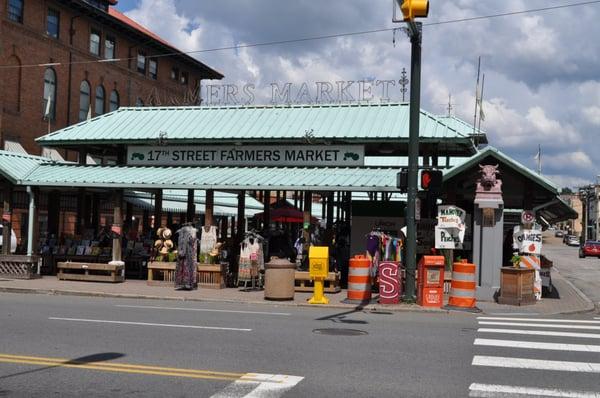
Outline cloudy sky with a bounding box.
[115,0,600,189]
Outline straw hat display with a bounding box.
[154,228,176,260]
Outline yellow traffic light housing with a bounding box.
[400,0,429,21]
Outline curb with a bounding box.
[552,266,597,315]
[0,286,449,314]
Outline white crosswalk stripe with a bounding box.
[468,316,600,397]
[210,373,304,398]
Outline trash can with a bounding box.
[264,257,295,301]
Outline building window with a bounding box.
[137,51,146,74]
[90,28,101,56]
[109,90,119,112]
[43,68,57,120]
[135,97,144,107]
[180,71,188,85]
[95,85,105,116]
[47,9,60,39]
[149,59,157,80]
[104,36,115,59]
[170,67,179,81]
[8,0,23,23]
[79,80,90,121]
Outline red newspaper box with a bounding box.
[378,261,403,304]
[417,255,445,307]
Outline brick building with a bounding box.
[0,0,223,158]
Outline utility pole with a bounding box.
[404,21,422,301]
[393,0,429,300]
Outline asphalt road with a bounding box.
[543,233,600,307]
[1,292,600,397]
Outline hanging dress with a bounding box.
[238,241,252,283]
[199,225,217,263]
[175,225,198,290]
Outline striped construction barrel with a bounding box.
[347,255,372,301]
[448,259,476,308]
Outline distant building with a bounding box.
[559,193,583,236]
[0,0,223,160]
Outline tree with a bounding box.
[561,187,573,194]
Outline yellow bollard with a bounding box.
[308,246,329,305]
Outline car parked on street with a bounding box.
[579,240,600,258]
[566,235,580,247]
[555,230,564,237]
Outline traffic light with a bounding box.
[419,169,442,191]
[400,0,429,21]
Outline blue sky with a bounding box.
[114,0,600,189]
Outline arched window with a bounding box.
[95,85,105,115]
[78,80,90,121]
[109,90,119,112]
[135,97,144,107]
[43,68,57,120]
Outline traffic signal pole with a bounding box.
[403,21,422,301]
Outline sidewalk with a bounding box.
[0,266,595,315]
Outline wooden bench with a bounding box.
[294,271,341,293]
[57,262,124,283]
[147,261,176,286]
[198,263,226,289]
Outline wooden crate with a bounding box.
[57,262,124,283]
[197,263,226,289]
[498,267,536,305]
[294,271,341,293]
[0,255,40,279]
[147,261,176,286]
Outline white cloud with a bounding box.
[583,106,600,126]
[545,174,593,190]
[544,151,593,171]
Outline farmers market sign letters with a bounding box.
[127,145,365,167]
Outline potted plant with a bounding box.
[510,254,521,269]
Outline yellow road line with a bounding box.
[0,353,251,381]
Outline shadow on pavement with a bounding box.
[0,352,125,381]
[315,307,369,324]
[543,285,561,299]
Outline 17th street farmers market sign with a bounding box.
[127,145,365,167]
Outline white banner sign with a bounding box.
[127,145,365,167]
[435,226,465,250]
[513,227,542,254]
[437,205,466,229]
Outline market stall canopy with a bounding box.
[0,151,399,192]
[254,200,319,223]
[442,146,577,224]
[36,103,481,156]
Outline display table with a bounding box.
[147,261,176,286]
[147,262,226,289]
[57,261,124,283]
[197,263,226,289]
[498,267,536,305]
[294,271,341,293]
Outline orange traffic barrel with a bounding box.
[448,259,476,308]
[347,254,372,301]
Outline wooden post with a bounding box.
[153,190,163,233]
[166,212,173,228]
[303,191,312,246]
[2,184,13,255]
[321,194,326,219]
[220,217,227,241]
[47,190,60,239]
[237,191,245,239]
[142,209,150,236]
[263,190,271,231]
[112,189,123,263]
[326,192,334,244]
[205,189,214,226]
[125,201,133,232]
[336,192,341,221]
[186,189,195,223]
[91,194,99,231]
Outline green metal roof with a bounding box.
[36,103,478,147]
[17,164,399,192]
[124,193,261,217]
[443,146,559,194]
[437,115,488,144]
[0,150,54,184]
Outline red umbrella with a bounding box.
[255,203,319,224]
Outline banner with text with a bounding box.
[435,226,465,250]
[127,145,365,167]
[437,205,466,229]
[513,227,542,255]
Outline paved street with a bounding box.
[543,233,600,308]
[1,292,599,397]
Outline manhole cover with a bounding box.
[312,328,368,336]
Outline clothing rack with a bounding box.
[238,231,265,291]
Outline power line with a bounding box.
[2,0,599,70]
